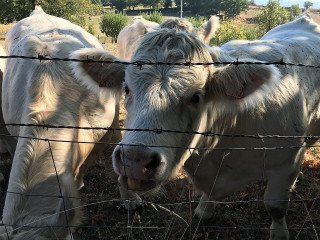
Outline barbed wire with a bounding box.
[1,189,320,205]
[1,54,320,69]
[1,123,320,140]
[0,55,319,238]
[0,222,319,231]
[1,131,320,151]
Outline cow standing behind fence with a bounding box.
[75,12,320,239]
[0,6,124,239]
[117,16,220,61]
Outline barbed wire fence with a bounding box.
[0,55,319,239]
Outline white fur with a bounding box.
[113,14,320,240]
[1,6,123,238]
[117,16,220,60]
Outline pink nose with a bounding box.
[113,145,165,191]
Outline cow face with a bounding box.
[112,29,281,194]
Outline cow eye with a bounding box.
[124,85,130,95]
[190,93,200,104]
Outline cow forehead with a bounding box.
[126,29,212,102]
[126,64,208,109]
[132,28,212,63]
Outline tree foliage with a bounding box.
[128,0,140,10]
[175,0,249,17]
[0,0,102,26]
[289,4,302,20]
[140,0,165,10]
[0,0,36,24]
[164,0,172,9]
[110,0,128,11]
[218,0,249,18]
[256,0,289,34]
[304,1,313,9]
[100,11,128,42]
[211,20,246,46]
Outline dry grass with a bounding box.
[0,10,320,240]
[0,23,14,35]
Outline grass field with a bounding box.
[0,6,320,240]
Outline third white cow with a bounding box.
[79,13,320,240]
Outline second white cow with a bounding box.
[117,16,219,60]
[0,7,123,239]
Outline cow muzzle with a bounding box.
[113,145,165,192]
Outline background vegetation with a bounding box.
[0,0,319,239]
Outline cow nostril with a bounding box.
[145,153,162,173]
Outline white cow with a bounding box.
[117,16,159,60]
[90,13,318,240]
[117,16,219,60]
[0,46,16,157]
[0,6,124,239]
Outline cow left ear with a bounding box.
[206,62,281,111]
[70,48,126,93]
[196,16,220,44]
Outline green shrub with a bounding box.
[142,11,163,24]
[211,20,247,46]
[186,15,207,28]
[86,22,96,36]
[100,11,128,43]
[240,25,261,41]
[255,0,290,35]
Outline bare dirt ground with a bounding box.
[0,11,320,240]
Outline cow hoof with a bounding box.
[194,205,213,220]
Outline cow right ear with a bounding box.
[70,48,126,93]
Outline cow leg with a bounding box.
[264,181,291,240]
[0,71,17,158]
[264,150,304,240]
[76,104,121,189]
[194,193,216,220]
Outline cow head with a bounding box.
[69,48,126,99]
[159,16,220,44]
[112,28,281,194]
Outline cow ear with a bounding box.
[70,48,126,93]
[196,16,220,44]
[206,62,281,111]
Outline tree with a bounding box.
[36,0,102,27]
[0,0,102,25]
[128,0,139,10]
[164,0,172,9]
[256,0,289,34]
[304,1,313,9]
[249,0,256,6]
[218,0,249,18]
[100,11,128,42]
[0,0,36,24]
[175,0,249,17]
[290,4,302,20]
[140,0,165,10]
[110,0,128,11]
